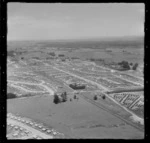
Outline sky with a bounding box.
[7,3,145,41]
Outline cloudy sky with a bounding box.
[7,3,145,41]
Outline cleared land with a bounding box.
[7,39,144,139]
[7,95,144,139]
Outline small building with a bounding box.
[69,83,86,90]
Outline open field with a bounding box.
[7,94,144,139]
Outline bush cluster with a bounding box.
[53,92,67,104]
[7,93,17,99]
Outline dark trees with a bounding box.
[102,95,106,100]
[130,63,133,66]
[7,93,17,99]
[49,52,55,56]
[118,61,130,70]
[93,95,98,100]
[58,54,65,57]
[53,92,67,104]
[74,95,77,99]
[53,94,61,104]
[7,51,15,57]
[132,63,138,70]
[61,92,67,102]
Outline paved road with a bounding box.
[8,80,55,95]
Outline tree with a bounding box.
[7,93,17,99]
[118,61,130,70]
[49,52,55,56]
[74,95,77,99]
[132,63,138,70]
[130,63,133,66]
[61,92,67,102]
[89,58,95,61]
[62,59,66,62]
[59,54,65,57]
[93,95,98,100]
[53,94,60,104]
[7,51,15,57]
[102,95,106,100]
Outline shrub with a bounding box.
[130,63,133,66]
[93,95,98,100]
[61,92,67,102]
[59,54,65,57]
[132,63,138,70]
[118,61,130,70]
[102,95,106,100]
[49,52,55,56]
[53,94,60,104]
[7,51,15,57]
[74,95,77,99]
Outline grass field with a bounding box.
[7,94,144,139]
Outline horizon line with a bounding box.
[7,35,144,42]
